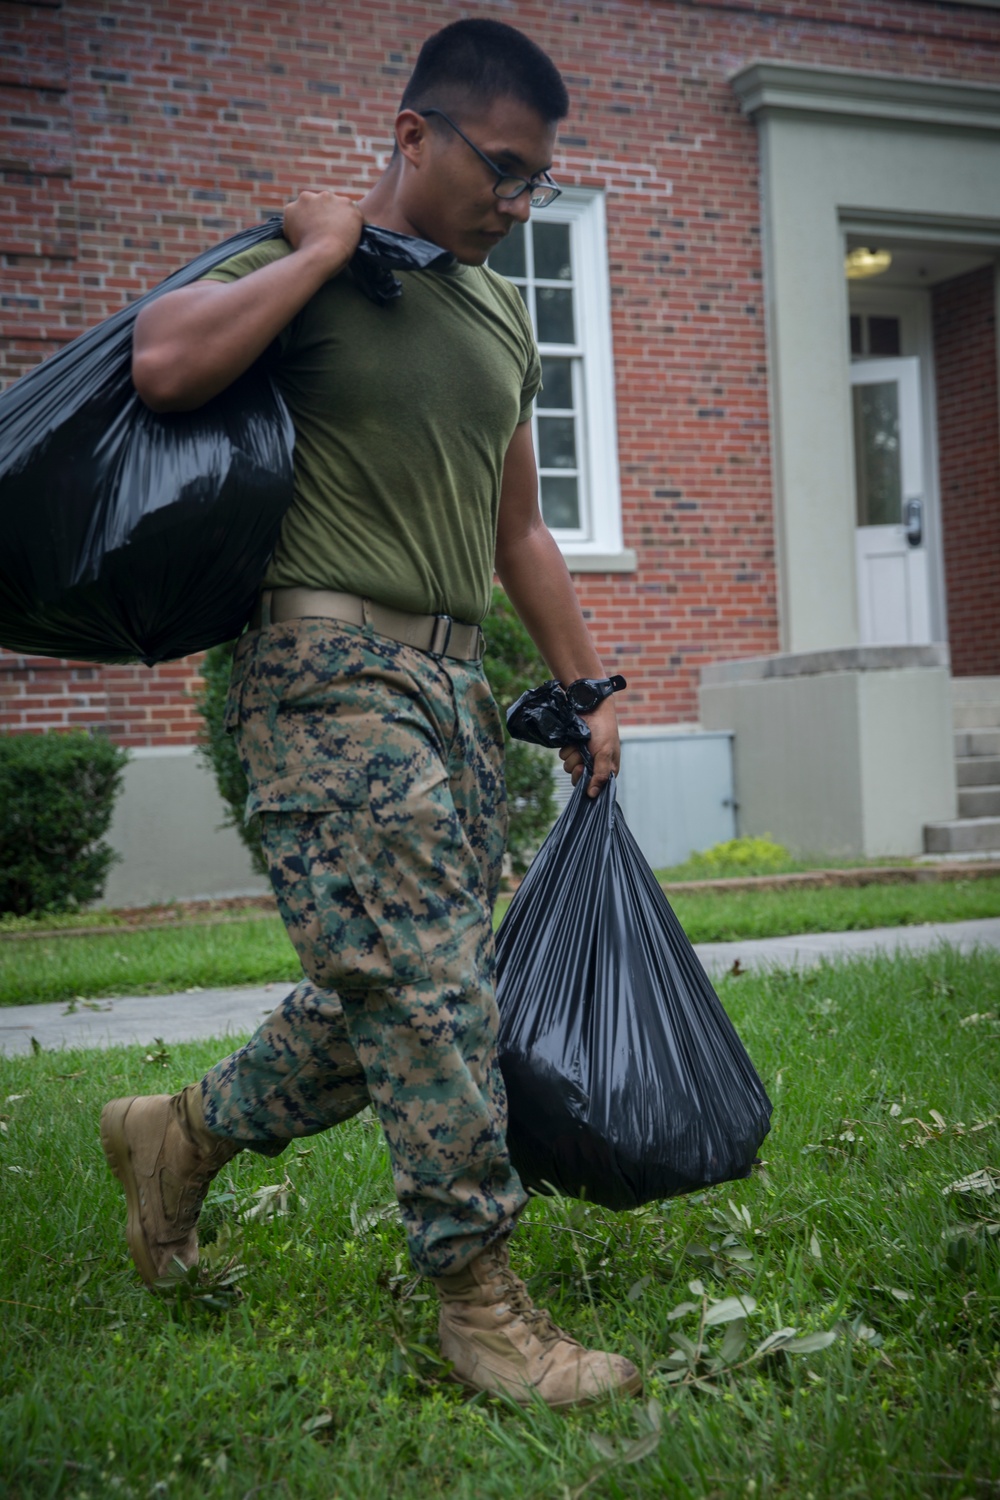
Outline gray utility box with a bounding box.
[614,726,736,870]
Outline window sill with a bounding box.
[561,549,638,574]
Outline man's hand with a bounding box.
[558,696,621,799]
[283,190,364,275]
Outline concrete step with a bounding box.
[957,756,1000,787]
[953,703,1000,730]
[924,816,1000,855]
[952,676,1000,706]
[958,785,1000,818]
[955,729,1000,758]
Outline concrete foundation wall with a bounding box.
[700,648,956,857]
[101,749,269,908]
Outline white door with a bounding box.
[851,356,932,646]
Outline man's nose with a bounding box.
[498,191,532,225]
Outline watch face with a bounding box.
[567,680,604,713]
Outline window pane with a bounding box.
[539,356,573,409]
[541,475,580,529]
[849,314,862,357]
[533,221,572,281]
[536,286,575,344]
[488,224,526,279]
[853,381,902,527]
[538,415,577,470]
[869,316,901,357]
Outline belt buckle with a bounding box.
[429,614,453,657]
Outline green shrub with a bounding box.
[0,731,128,915]
[195,586,556,878]
[682,836,791,879]
[195,642,267,876]
[480,585,556,871]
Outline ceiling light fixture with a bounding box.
[845,246,892,280]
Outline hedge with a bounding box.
[0,731,128,916]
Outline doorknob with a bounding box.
[904,497,922,548]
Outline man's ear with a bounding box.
[394,109,430,169]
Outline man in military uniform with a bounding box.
[100,19,638,1409]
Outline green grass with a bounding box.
[3,879,1000,1006]
[667,875,1000,945]
[654,850,918,882]
[1,949,998,1498]
[0,920,301,1006]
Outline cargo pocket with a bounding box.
[261,769,439,992]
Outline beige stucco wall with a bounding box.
[101,749,268,908]
[699,649,956,857]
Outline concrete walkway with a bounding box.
[2,917,998,1058]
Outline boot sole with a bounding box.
[99,1097,161,1288]
[447,1366,644,1410]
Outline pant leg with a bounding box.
[200,978,370,1150]
[225,620,525,1276]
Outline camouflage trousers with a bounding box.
[199,618,528,1277]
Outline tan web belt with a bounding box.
[251,587,484,662]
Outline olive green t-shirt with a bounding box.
[203,237,541,624]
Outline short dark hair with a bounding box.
[399,19,569,123]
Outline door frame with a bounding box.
[847,283,947,645]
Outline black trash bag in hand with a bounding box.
[505,678,594,761]
[494,771,772,1211]
[0,218,452,666]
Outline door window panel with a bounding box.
[853,381,902,527]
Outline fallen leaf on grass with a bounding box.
[942,1167,1000,1198]
[704,1295,757,1326]
[302,1412,336,1437]
[350,1199,398,1236]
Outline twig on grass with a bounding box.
[887,1467,1000,1493]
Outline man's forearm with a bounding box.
[495,520,607,686]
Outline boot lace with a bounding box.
[488,1257,572,1350]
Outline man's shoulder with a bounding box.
[201,236,292,284]
[464,264,534,335]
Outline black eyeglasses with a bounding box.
[421,108,562,209]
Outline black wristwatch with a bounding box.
[565,674,627,714]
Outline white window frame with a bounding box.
[498,189,632,571]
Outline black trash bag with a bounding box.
[506,678,593,761]
[0,219,452,666]
[494,771,772,1211]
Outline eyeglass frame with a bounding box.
[419,107,562,208]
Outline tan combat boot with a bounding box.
[435,1240,641,1409]
[100,1086,239,1286]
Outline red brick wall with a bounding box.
[3,0,1000,741]
[0,653,205,747]
[932,263,1000,678]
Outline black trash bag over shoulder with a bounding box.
[0,219,452,666]
[494,771,772,1211]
